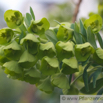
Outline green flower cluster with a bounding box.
[0,7,103,95]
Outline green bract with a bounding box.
[1,7,103,95]
[84,14,102,33]
[20,33,40,54]
[51,73,70,89]
[0,46,9,64]
[3,41,22,60]
[24,67,41,84]
[40,56,60,75]
[93,48,103,65]
[18,50,38,68]
[38,42,56,58]
[3,61,23,79]
[4,10,23,29]
[62,85,79,95]
[36,76,54,93]
[75,42,94,61]
[0,28,14,45]
[57,25,73,42]
[28,18,50,34]
[61,57,78,74]
[56,41,74,61]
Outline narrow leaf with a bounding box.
[83,62,92,92]
[88,67,102,88]
[45,30,58,45]
[30,7,35,20]
[74,22,83,44]
[96,33,103,49]
[87,26,97,49]
[80,78,103,94]
[26,13,32,26]
[80,19,87,41]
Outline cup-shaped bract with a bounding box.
[0,28,14,45]
[51,73,70,89]
[40,56,60,76]
[3,61,23,79]
[20,34,40,54]
[56,41,74,61]
[3,41,22,60]
[0,46,9,65]
[24,67,41,84]
[75,42,94,62]
[84,14,102,33]
[4,10,23,29]
[93,48,103,65]
[57,25,73,42]
[36,76,54,93]
[38,42,56,58]
[28,18,50,34]
[61,57,78,75]
[18,50,38,68]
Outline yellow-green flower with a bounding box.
[4,10,24,29]
[84,14,102,33]
[0,28,14,45]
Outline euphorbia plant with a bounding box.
[0,7,103,95]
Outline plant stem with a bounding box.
[72,0,82,23]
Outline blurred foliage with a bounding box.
[47,2,74,26]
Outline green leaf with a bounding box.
[38,42,56,59]
[97,88,103,95]
[80,78,103,94]
[30,7,35,20]
[20,33,40,54]
[57,25,73,42]
[51,73,70,89]
[45,30,58,45]
[84,14,102,33]
[74,22,83,44]
[75,42,94,62]
[93,48,103,65]
[62,85,79,95]
[4,10,24,29]
[24,13,32,27]
[88,67,102,88]
[40,56,60,76]
[61,57,78,75]
[3,41,22,60]
[24,67,41,84]
[56,41,74,61]
[83,63,92,92]
[80,19,87,42]
[18,50,38,68]
[96,33,103,49]
[87,26,97,49]
[36,76,54,94]
[0,28,14,45]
